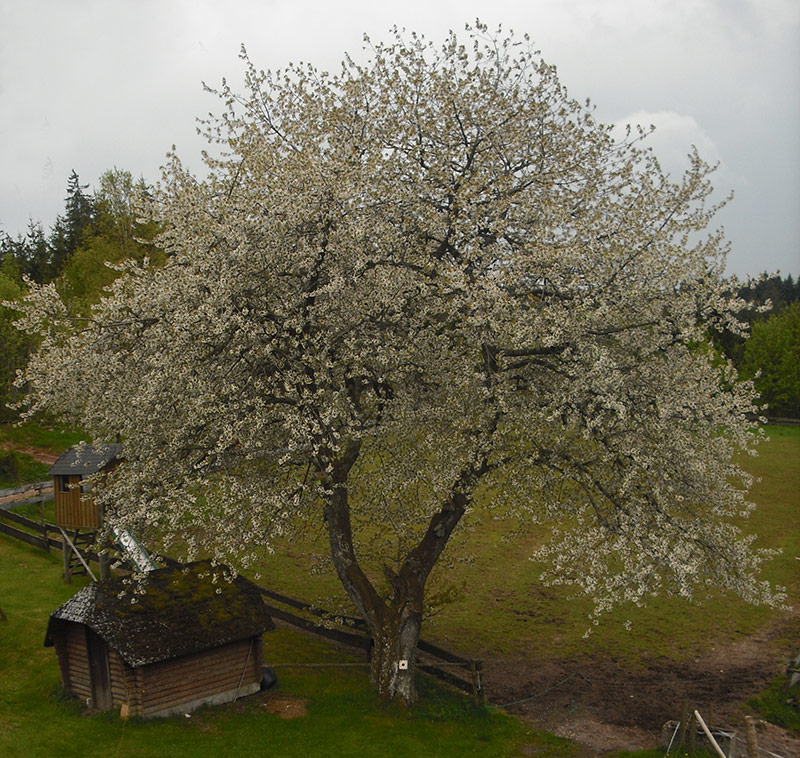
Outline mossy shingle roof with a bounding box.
[44,562,274,666]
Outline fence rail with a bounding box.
[0,492,483,702]
[0,480,53,511]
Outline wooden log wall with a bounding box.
[54,476,101,530]
[108,649,131,709]
[55,622,92,702]
[137,638,261,717]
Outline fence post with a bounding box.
[470,660,485,706]
[744,716,759,758]
[678,699,689,748]
[475,660,485,705]
[62,534,71,583]
[39,484,49,552]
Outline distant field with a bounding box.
[252,425,800,665]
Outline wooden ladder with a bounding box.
[60,528,97,582]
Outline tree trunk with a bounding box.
[321,439,478,706]
[369,602,423,705]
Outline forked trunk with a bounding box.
[369,602,423,705]
[322,439,474,706]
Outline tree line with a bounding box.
[0,168,161,421]
[716,274,800,418]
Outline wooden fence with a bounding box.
[0,489,484,702]
[0,480,52,510]
[253,579,483,700]
[0,481,58,551]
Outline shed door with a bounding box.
[86,629,112,710]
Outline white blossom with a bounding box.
[13,23,785,702]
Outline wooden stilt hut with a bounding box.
[49,443,122,581]
[44,562,275,717]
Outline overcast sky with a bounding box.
[1,0,798,277]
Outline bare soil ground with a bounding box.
[0,443,59,465]
[259,693,309,719]
[481,610,800,756]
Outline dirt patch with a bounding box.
[752,720,800,758]
[0,442,59,465]
[481,609,800,756]
[260,694,309,719]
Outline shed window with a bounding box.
[57,475,71,493]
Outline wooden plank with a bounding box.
[108,651,128,705]
[64,632,92,698]
[58,528,97,581]
[0,511,61,552]
[0,493,53,511]
[255,582,367,630]
[264,603,371,651]
[86,629,113,710]
[694,711,728,758]
[143,670,249,706]
[144,658,247,690]
[418,638,471,665]
[139,644,256,710]
[0,481,51,498]
[0,508,44,530]
[0,522,48,550]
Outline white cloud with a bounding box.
[614,110,721,179]
[0,0,796,275]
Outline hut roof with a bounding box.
[44,562,274,666]
[49,443,122,476]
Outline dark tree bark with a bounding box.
[322,439,474,704]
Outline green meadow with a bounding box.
[1,424,797,756]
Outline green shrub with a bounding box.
[0,450,19,482]
[748,674,800,735]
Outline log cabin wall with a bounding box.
[53,620,92,702]
[138,637,262,717]
[107,648,132,709]
[52,628,263,717]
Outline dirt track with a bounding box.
[481,609,800,756]
[0,443,59,465]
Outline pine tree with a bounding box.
[49,170,94,277]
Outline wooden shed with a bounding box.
[49,443,122,530]
[44,562,275,717]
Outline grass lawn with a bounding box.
[1,424,797,757]
[0,422,87,453]
[0,537,574,758]
[251,426,800,666]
